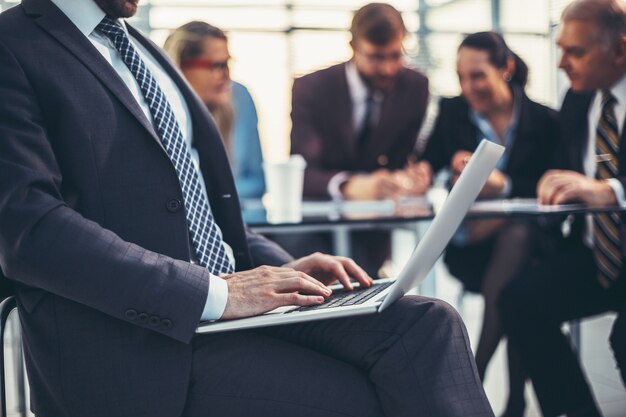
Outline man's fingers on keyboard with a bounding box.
[276,276,331,296]
[337,256,373,287]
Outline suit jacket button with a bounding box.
[137,312,149,323]
[166,199,183,213]
[161,319,173,330]
[377,154,389,166]
[149,316,161,327]
[124,309,137,320]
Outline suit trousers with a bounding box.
[499,242,626,417]
[182,296,494,417]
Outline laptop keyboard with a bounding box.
[290,282,393,312]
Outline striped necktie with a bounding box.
[96,17,234,276]
[593,91,621,288]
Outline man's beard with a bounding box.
[94,0,139,18]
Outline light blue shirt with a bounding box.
[50,0,229,320]
[452,87,521,246]
[469,86,522,173]
[231,81,265,199]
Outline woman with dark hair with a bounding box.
[164,21,265,199]
[421,31,559,417]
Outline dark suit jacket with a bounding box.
[421,93,559,198]
[291,62,429,198]
[0,1,291,416]
[420,93,559,292]
[558,89,626,261]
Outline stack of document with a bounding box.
[470,198,586,213]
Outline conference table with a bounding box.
[242,193,626,255]
[241,194,626,297]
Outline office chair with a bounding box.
[0,296,29,417]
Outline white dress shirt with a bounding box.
[50,0,230,320]
[327,61,384,200]
[582,73,626,247]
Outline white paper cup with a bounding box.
[427,187,449,214]
[263,155,307,223]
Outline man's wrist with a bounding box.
[604,178,622,205]
[327,171,351,201]
[200,274,229,321]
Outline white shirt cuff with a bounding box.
[606,178,626,206]
[498,175,512,198]
[201,274,229,321]
[490,174,512,198]
[327,171,351,201]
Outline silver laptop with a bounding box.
[197,139,505,334]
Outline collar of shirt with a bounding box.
[50,0,112,37]
[469,85,522,170]
[346,60,369,105]
[604,71,626,114]
[590,71,626,137]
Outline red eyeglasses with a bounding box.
[181,58,230,73]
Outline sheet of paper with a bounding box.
[470,198,587,213]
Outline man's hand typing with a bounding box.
[285,252,374,290]
[220,253,374,320]
[220,266,331,320]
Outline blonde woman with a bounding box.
[164,21,265,199]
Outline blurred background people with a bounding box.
[420,31,559,417]
[282,2,431,277]
[499,1,626,416]
[164,21,265,199]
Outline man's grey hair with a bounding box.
[562,0,626,43]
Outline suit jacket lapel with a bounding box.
[128,26,232,196]
[505,94,532,171]
[566,91,593,173]
[129,27,248,254]
[23,0,163,149]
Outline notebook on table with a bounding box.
[197,139,505,334]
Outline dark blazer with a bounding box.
[422,93,559,198]
[291,62,429,198]
[558,89,626,260]
[420,93,559,292]
[0,1,290,416]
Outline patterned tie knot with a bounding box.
[602,90,617,108]
[96,16,126,41]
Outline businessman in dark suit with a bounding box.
[499,1,626,416]
[0,0,495,416]
[286,3,431,275]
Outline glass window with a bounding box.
[132,0,574,160]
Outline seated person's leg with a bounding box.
[476,220,537,379]
[498,243,614,417]
[444,238,494,293]
[476,221,540,416]
[185,330,384,417]
[264,296,494,417]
